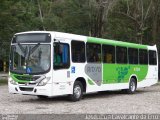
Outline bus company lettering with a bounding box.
[87,66,101,73]
[85,64,102,86]
[134,67,140,72]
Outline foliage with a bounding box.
[0,0,160,61]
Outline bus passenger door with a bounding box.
[53,41,71,94]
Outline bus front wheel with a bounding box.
[69,81,83,102]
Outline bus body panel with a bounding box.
[8,31,158,97]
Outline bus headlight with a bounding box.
[38,77,51,86]
[9,77,17,85]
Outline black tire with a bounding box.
[121,78,137,94]
[69,81,83,102]
[127,78,137,94]
[37,95,48,99]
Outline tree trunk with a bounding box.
[37,0,45,30]
[151,0,159,44]
[90,0,116,37]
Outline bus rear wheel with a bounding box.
[69,81,83,102]
[122,78,137,94]
[127,78,137,94]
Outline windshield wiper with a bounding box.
[30,43,40,54]
[18,43,25,54]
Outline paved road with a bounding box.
[0,84,160,114]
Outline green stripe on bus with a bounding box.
[10,73,32,83]
[87,37,147,49]
[88,79,95,85]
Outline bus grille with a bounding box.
[18,82,36,85]
[19,87,34,91]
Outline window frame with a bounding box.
[128,48,138,65]
[116,46,128,64]
[139,49,148,65]
[71,40,86,63]
[149,50,157,65]
[102,44,115,64]
[86,42,102,63]
[10,44,51,75]
[53,42,70,70]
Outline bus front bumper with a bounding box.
[8,82,52,96]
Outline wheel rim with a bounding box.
[130,81,136,92]
[74,85,81,99]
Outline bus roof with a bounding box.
[15,31,156,49]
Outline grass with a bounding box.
[0,79,8,86]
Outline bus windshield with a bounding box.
[10,44,50,74]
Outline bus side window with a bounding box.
[149,50,157,65]
[128,48,138,64]
[116,46,127,64]
[139,49,148,65]
[86,43,101,63]
[54,43,70,69]
[71,41,85,63]
[102,45,115,63]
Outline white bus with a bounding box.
[8,31,158,101]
